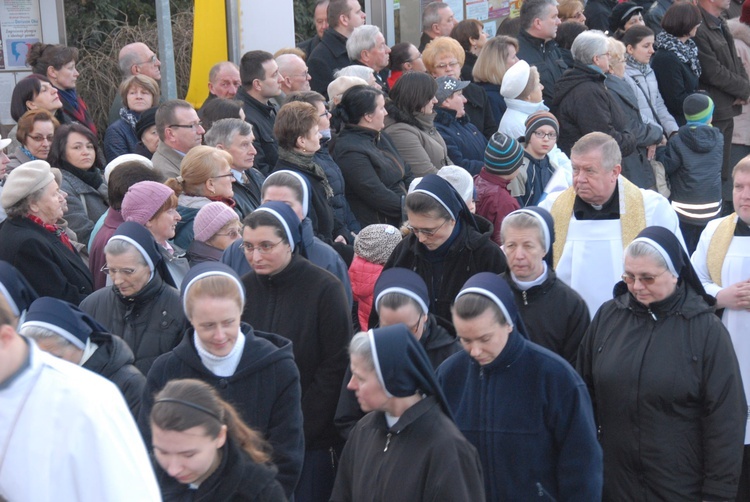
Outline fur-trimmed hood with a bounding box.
[728,18,750,48]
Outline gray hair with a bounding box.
[334,65,374,82]
[624,241,671,272]
[204,118,252,148]
[500,211,546,248]
[349,331,374,371]
[571,132,621,172]
[422,2,450,32]
[208,61,239,83]
[346,25,382,61]
[5,184,47,219]
[103,239,148,266]
[118,43,142,78]
[520,0,558,31]
[571,30,609,65]
[20,325,77,350]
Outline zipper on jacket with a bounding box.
[522,290,528,306]
[536,482,557,500]
[647,308,657,321]
[479,366,484,380]
[384,432,392,452]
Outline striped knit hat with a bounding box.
[484,132,524,175]
[684,93,714,125]
[525,111,559,141]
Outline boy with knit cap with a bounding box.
[657,93,724,253]
[475,132,525,246]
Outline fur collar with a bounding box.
[728,19,750,47]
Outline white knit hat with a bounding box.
[500,60,531,99]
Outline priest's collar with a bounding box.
[574,183,620,220]
[736,217,750,236]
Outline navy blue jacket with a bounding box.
[317,137,361,236]
[437,331,603,501]
[516,30,567,107]
[434,107,488,176]
[236,86,278,176]
[474,81,505,130]
[104,117,139,163]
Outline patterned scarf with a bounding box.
[654,31,702,77]
[625,54,653,76]
[57,87,98,135]
[278,147,334,199]
[119,107,140,131]
[19,145,37,161]
[27,214,74,252]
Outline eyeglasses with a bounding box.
[168,122,203,130]
[211,172,235,180]
[434,61,461,70]
[214,227,241,239]
[101,265,139,277]
[289,71,310,78]
[27,134,54,143]
[621,269,669,286]
[406,219,448,237]
[241,240,284,255]
[135,55,158,66]
[319,110,331,118]
[533,131,558,140]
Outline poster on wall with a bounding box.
[488,0,511,19]
[0,0,42,70]
[509,0,523,18]
[466,0,489,21]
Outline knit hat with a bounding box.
[121,181,175,225]
[437,165,474,204]
[181,262,245,313]
[456,272,529,339]
[353,224,403,264]
[0,160,55,210]
[525,111,560,141]
[609,2,643,33]
[742,0,750,24]
[135,107,158,141]
[0,132,10,151]
[484,132,524,175]
[21,297,109,350]
[435,76,470,104]
[253,201,302,252]
[263,170,310,218]
[683,93,714,125]
[373,268,429,315]
[194,201,240,243]
[104,154,153,183]
[500,60,531,99]
[0,261,39,324]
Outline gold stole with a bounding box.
[551,177,646,268]
[706,213,737,287]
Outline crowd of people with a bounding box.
[1,0,750,499]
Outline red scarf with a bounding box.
[207,196,236,209]
[27,214,75,252]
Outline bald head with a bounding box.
[119,42,161,80]
[208,61,241,99]
[276,54,311,94]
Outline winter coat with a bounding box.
[298,34,322,59]
[461,52,478,83]
[514,153,556,207]
[158,244,191,290]
[88,209,124,290]
[624,63,679,136]
[329,125,412,227]
[308,28,352,98]
[657,124,724,225]
[475,168,521,245]
[84,331,145,417]
[606,73,663,188]
[552,62,637,156]
[231,168,265,218]
[155,435,286,502]
[434,107,487,176]
[334,314,461,440]
[694,7,750,121]
[348,255,383,331]
[236,86,278,176]
[475,81,506,129]
[464,82,499,140]
[330,396,486,502]
[646,0,672,35]
[381,215,507,326]
[729,18,750,145]
[141,324,304,498]
[0,217,92,304]
[498,97,550,139]
[316,137,361,235]
[79,273,186,375]
[6,146,33,172]
[577,281,746,501]
[502,269,590,366]
[651,48,701,126]
[151,142,183,180]
[186,239,223,266]
[383,106,451,177]
[437,330,603,501]
[60,169,109,247]
[584,0,617,31]
[241,253,351,450]
[516,30,567,107]
[103,117,138,163]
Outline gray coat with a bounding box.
[60,170,109,247]
[151,142,183,180]
[624,64,679,136]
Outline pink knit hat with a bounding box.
[121,181,175,225]
[194,202,239,242]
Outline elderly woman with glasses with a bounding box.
[577,226,746,500]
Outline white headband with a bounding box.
[629,237,678,277]
[455,287,514,329]
[107,235,155,282]
[182,270,246,312]
[367,329,394,398]
[375,286,429,316]
[264,170,309,218]
[253,207,295,252]
[412,188,455,220]
[20,320,86,350]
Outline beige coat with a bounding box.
[384,111,452,177]
[729,19,750,145]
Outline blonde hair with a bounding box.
[119,75,160,107]
[422,37,465,75]
[557,0,584,21]
[606,37,626,70]
[472,36,519,84]
[165,146,234,197]
[517,66,540,101]
[184,274,244,320]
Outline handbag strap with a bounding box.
[632,76,664,129]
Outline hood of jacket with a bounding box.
[677,124,720,153]
[84,331,137,378]
[422,314,458,351]
[552,62,606,107]
[728,18,750,47]
[178,193,212,209]
[504,97,548,114]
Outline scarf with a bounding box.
[654,31,702,77]
[56,87,98,135]
[118,107,139,131]
[206,195,237,209]
[26,214,74,252]
[193,329,246,377]
[57,88,79,111]
[19,145,37,161]
[278,147,334,199]
[625,54,653,77]
[60,159,104,190]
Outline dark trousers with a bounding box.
[679,220,707,256]
[294,445,343,502]
[736,444,750,501]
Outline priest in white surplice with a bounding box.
[0,293,160,502]
[540,132,684,318]
[692,158,750,497]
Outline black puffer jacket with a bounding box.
[552,63,636,157]
[502,269,589,366]
[236,86,278,176]
[516,30,567,107]
[316,137,361,236]
[84,331,145,417]
[380,215,507,327]
[329,125,413,227]
[577,281,746,501]
[79,273,187,375]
